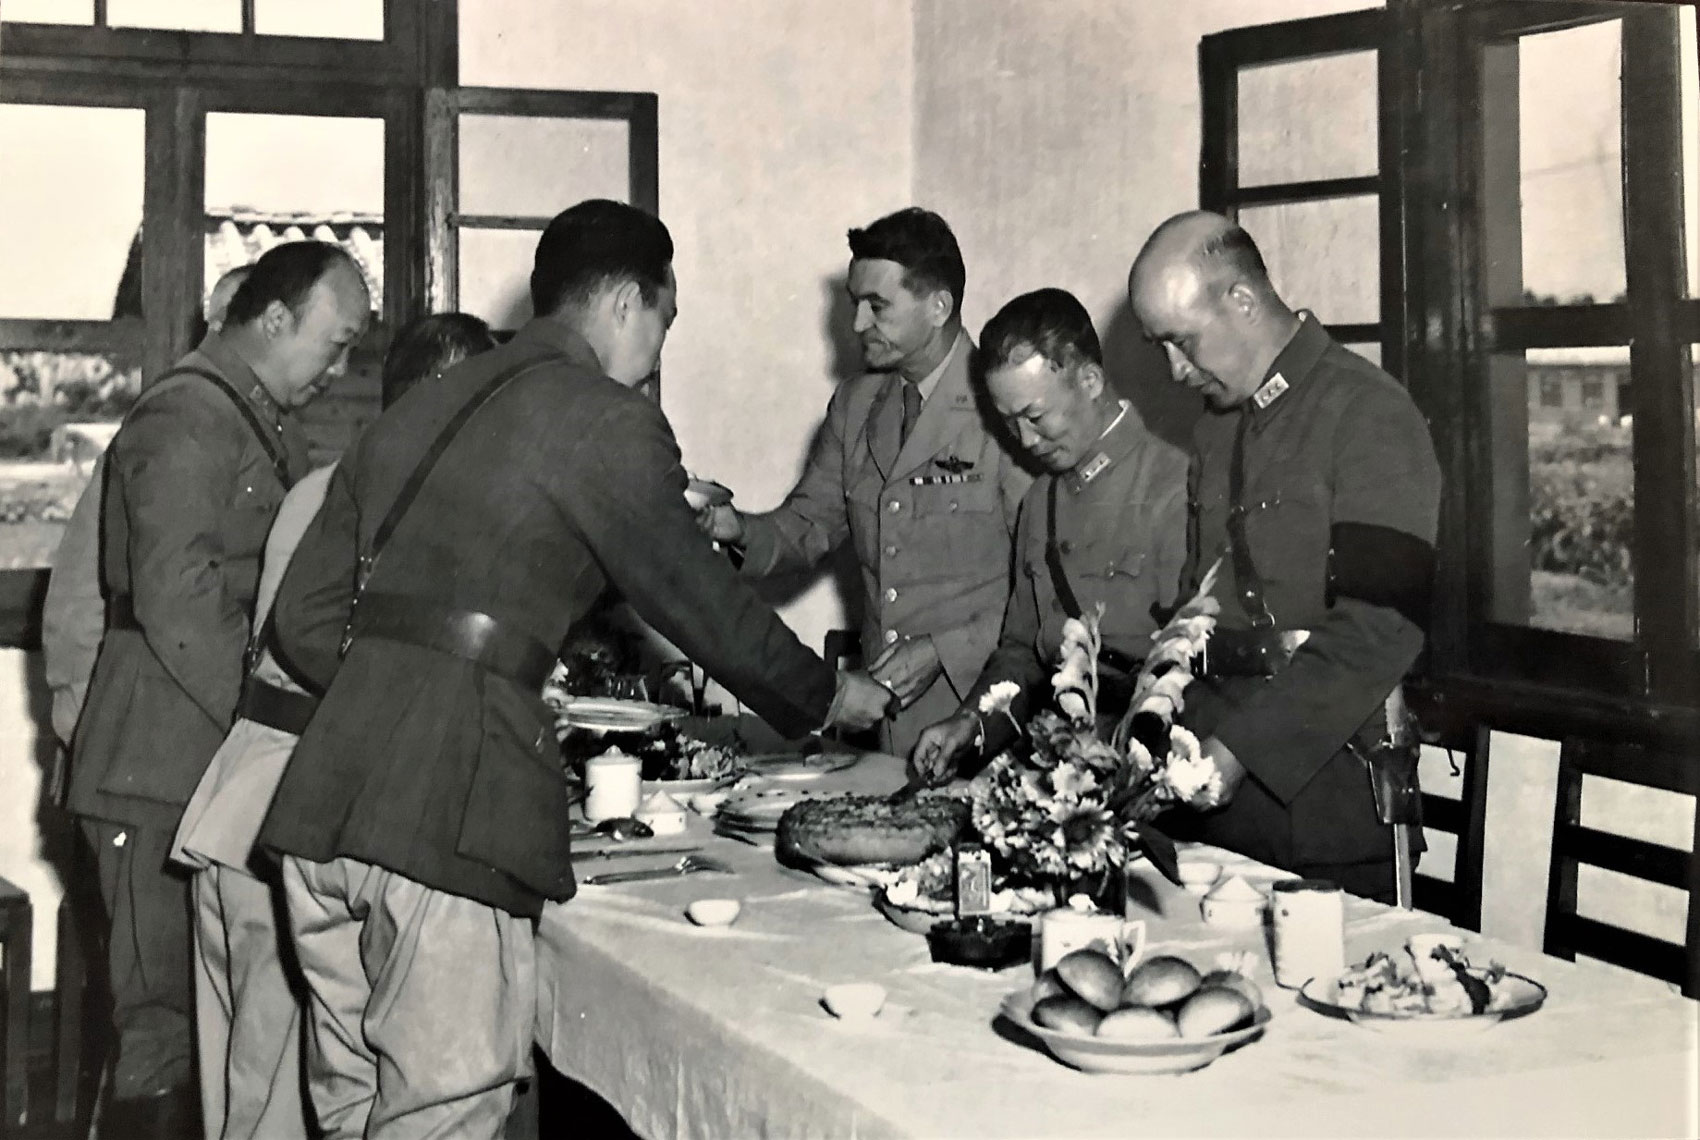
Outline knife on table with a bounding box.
[573,845,701,861]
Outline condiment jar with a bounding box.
[584,749,642,822]
[1270,878,1345,989]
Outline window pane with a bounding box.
[1692,342,1699,647]
[1237,50,1377,187]
[0,105,144,320]
[1239,195,1380,326]
[1490,347,1634,641]
[108,0,240,32]
[1681,6,1698,300]
[1514,21,1626,305]
[254,0,383,39]
[1,0,95,23]
[204,113,385,312]
[459,116,631,219]
[459,228,540,330]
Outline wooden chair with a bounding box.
[0,875,31,1133]
[1542,737,1700,999]
[1410,723,1491,930]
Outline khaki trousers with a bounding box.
[192,864,309,1139]
[280,855,535,1140]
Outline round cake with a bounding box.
[775,793,969,867]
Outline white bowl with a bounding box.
[1177,861,1223,895]
[685,898,741,927]
[1000,989,1269,1074]
[822,982,887,1020]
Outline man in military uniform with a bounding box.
[68,242,368,1136]
[910,288,1189,781]
[260,200,889,1139]
[1128,211,1441,902]
[43,264,254,751]
[696,208,1031,755]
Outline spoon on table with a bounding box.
[569,817,654,842]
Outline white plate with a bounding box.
[806,861,901,892]
[1299,971,1547,1039]
[716,787,830,825]
[740,752,860,781]
[1000,990,1269,1074]
[559,698,687,733]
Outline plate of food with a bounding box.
[1300,936,1546,1039]
[628,724,745,786]
[1000,950,1270,1074]
[558,698,687,734]
[740,751,860,781]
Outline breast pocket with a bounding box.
[1241,485,1330,592]
[907,478,1006,581]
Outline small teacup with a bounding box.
[822,983,886,1020]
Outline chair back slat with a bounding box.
[1412,722,1490,930]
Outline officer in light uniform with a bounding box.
[911,289,1189,780]
[697,208,1031,755]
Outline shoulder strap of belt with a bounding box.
[1044,476,1084,621]
[352,355,554,603]
[151,365,294,491]
[1226,408,1276,629]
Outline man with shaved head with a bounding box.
[1128,211,1440,902]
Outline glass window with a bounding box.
[458,229,541,331]
[254,0,383,40]
[1,0,95,23]
[1239,195,1380,326]
[204,113,385,312]
[1490,347,1635,642]
[0,105,145,320]
[1515,20,1626,305]
[1538,376,1564,409]
[1343,342,1382,371]
[1237,50,1378,187]
[1681,6,1698,300]
[459,115,632,218]
[107,0,240,33]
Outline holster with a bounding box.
[1349,687,1422,827]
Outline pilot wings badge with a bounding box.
[934,455,974,474]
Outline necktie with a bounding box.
[900,380,923,447]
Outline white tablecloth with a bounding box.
[536,754,1700,1139]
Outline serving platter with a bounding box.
[740,751,861,781]
[559,698,688,733]
[1298,971,1547,1039]
[999,990,1270,1075]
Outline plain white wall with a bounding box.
[459,0,917,657]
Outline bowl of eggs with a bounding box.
[999,950,1270,1074]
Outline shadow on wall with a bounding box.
[1100,300,1203,453]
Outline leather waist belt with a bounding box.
[348,593,557,691]
[1201,627,1311,678]
[238,677,319,736]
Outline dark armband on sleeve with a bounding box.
[1326,522,1435,629]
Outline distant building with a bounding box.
[1526,362,1631,425]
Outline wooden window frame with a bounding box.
[1202,2,1700,749]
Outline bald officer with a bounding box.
[697,208,1031,755]
[1128,211,1440,902]
[910,288,1189,782]
[69,242,367,1137]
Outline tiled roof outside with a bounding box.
[203,208,385,311]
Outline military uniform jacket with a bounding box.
[68,337,311,833]
[1179,316,1441,872]
[260,321,840,918]
[968,402,1189,726]
[738,333,1031,752]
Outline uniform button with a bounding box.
[949,501,959,512]
[884,587,898,603]
[886,544,899,557]
[884,629,899,645]
[888,499,902,513]
[1059,540,1074,555]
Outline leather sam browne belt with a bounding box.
[238,676,319,736]
[347,592,558,692]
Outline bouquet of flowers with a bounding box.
[963,561,1227,904]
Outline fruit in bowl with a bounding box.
[1004,949,1269,1074]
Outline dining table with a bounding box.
[534,749,1699,1140]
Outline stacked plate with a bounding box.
[713,787,831,847]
